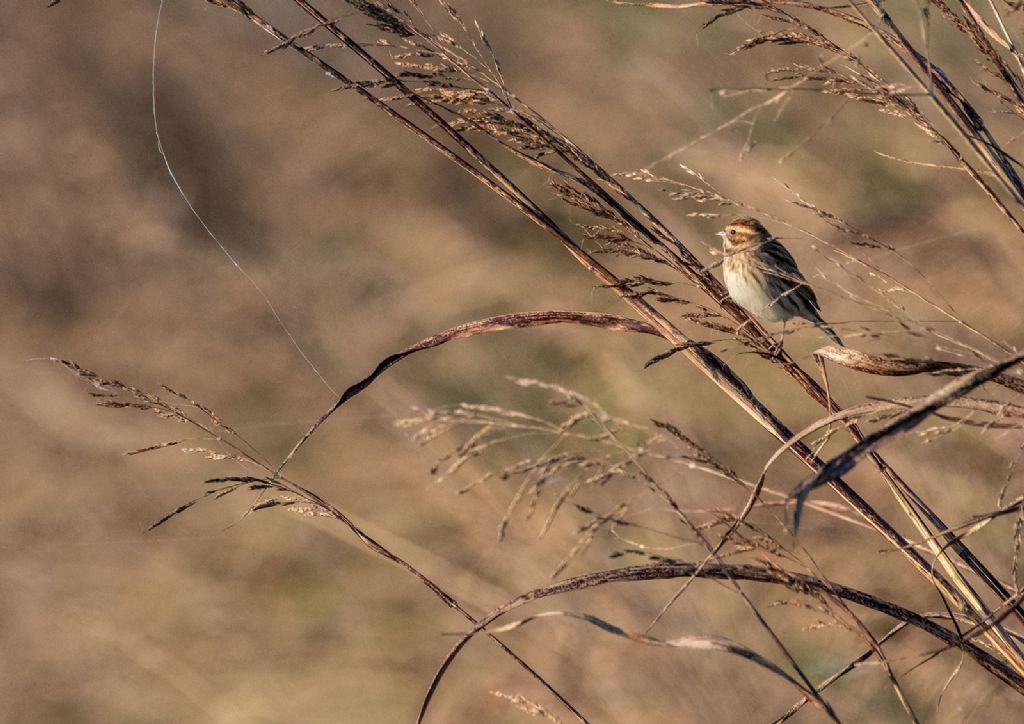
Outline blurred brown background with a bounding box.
[4,1,1024,722]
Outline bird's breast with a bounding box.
[723,252,790,321]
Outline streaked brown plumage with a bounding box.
[717,217,842,346]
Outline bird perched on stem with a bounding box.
[717,217,843,348]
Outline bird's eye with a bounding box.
[727,229,736,236]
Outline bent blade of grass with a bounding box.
[275,311,659,473]
[789,352,1024,529]
[485,610,838,722]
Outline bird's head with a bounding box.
[717,217,769,251]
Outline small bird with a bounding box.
[717,217,842,347]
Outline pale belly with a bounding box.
[724,272,792,322]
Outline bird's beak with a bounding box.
[715,231,726,239]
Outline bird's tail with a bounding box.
[807,309,843,346]
[821,324,843,347]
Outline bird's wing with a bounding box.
[760,239,821,312]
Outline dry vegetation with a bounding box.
[8,0,1024,721]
